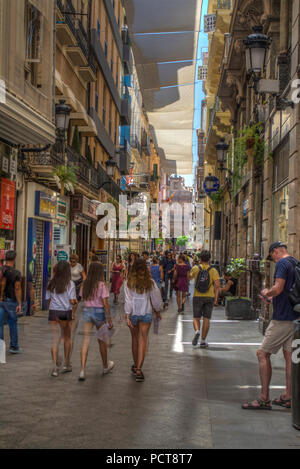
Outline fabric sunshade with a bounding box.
[124,0,203,174]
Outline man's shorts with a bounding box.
[193,297,214,319]
[261,320,295,354]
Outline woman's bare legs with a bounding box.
[176,291,181,312]
[50,321,59,370]
[59,320,72,366]
[136,322,151,373]
[80,322,94,371]
[130,324,139,368]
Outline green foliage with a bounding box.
[231,122,268,194]
[176,236,189,246]
[225,258,246,279]
[52,165,77,194]
[71,125,81,154]
[209,186,226,206]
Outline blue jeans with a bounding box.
[0,299,19,349]
[163,274,173,302]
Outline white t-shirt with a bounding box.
[46,281,76,311]
[124,281,163,316]
[71,263,83,282]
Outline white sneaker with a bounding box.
[51,369,58,377]
[103,360,115,374]
[62,364,72,373]
[78,370,85,381]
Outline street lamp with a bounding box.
[243,26,271,76]
[105,158,117,178]
[216,137,229,167]
[55,100,71,137]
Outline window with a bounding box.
[105,41,108,57]
[97,19,101,39]
[272,135,289,192]
[25,0,43,87]
[95,92,99,112]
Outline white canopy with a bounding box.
[124,0,203,174]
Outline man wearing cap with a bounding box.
[243,242,299,410]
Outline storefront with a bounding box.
[26,183,70,310]
[70,195,97,271]
[0,141,18,260]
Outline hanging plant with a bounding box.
[86,145,93,166]
[71,125,81,154]
[53,165,77,195]
[209,186,226,206]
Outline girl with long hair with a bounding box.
[124,252,139,279]
[79,262,113,381]
[46,261,77,377]
[125,258,162,382]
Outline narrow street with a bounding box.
[1,291,299,450]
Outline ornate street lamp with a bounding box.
[243,26,271,76]
[204,174,216,191]
[105,157,117,178]
[55,100,71,137]
[216,137,229,168]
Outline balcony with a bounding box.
[78,54,97,83]
[56,0,77,46]
[141,129,151,156]
[67,145,98,193]
[27,145,65,182]
[118,139,131,174]
[97,162,122,201]
[123,44,133,76]
[121,91,131,126]
[131,134,142,156]
[66,21,88,67]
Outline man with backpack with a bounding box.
[242,242,299,410]
[189,250,220,348]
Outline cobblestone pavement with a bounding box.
[1,290,300,449]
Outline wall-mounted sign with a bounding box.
[198,65,208,81]
[204,14,216,33]
[0,178,15,230]
[204,176,220,194]
[35,191,57,219]
[243,199,249,216]
[57,199,67,221]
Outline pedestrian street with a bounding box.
[1,293,299,450]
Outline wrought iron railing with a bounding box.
[206,97,219,142]
[97,163,122,201]
[77,20,88,57]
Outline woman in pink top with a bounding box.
[78,262,114,381]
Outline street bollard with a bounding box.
[292,319,300,430]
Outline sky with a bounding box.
[180,0,208,187]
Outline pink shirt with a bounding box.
[80,281,109,307]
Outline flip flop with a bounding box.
[242,398,272,410]
[271,395,291,409]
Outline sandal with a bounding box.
[135,369,145,382]
[131,364,137,376]
[242,398,272,410]
[272,395,291,409]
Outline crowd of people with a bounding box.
[0,241,298,414]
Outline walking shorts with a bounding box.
[193,297,214,319]
[260,320,295,354]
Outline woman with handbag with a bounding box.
[79,262,114,381]
[124,258,162,382]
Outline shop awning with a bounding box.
[124,0,203,174]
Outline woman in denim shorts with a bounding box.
[124,259,163,382]
[79,262,114,381]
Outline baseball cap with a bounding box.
[266,241,287,260]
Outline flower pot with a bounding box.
[225,297,253,320]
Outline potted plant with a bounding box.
[224,258,252,320]
[53,165,77,195]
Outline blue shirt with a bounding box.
[273,257,299,321]
[150,265,161,286]
[161,258,176,277]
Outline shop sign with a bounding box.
[0,178,15,230]
[57,250,69,262]
[57,199,68,222]
[35,191,57,219]
[82,196,97,220]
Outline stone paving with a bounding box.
[1,290,300,449]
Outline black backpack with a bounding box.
[286,257,300,307]
[195,265,212,293]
